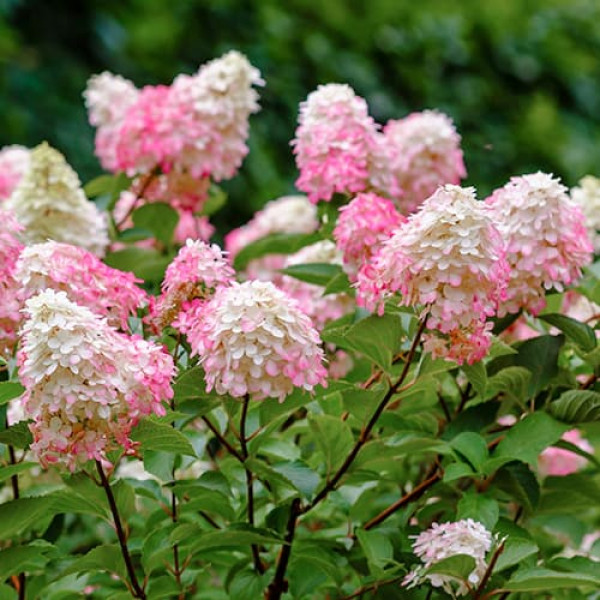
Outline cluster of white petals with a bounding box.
[19,290,174,470]
[571,175,600,253]
[187,280,327,401]
[404,519,493,596]
[357,185,508,364]
[486,172,593,316]
[5,143,109,256]
[0,145,30,201]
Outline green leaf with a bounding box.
[0,382,24,405]
[280,262,343,286]
[0,496,57,538]
[485,366,531,403]
[146,575,181,600]
[538,313,597,352]
[61,545,127,579]
[131,202,179,246]
[130,418,196,457]
[462,362,487,398]
[323,270,352,295]
[450,432,488,471]
[0,543,57,580]
[178,486,235,521]
[493,461,540,511]
[0,462,37,483]
[548,389,600,423]
[84,172,131,203]
[200,184,227,217]
[443,462,475,482]
[494,538,539,573]
[424,554,476,580]
[356,529,393,571]
[0,421,33,448]
[457,493,499,529]
[271,461,320,499]
[494,412,568,465]
[185,526,283,554]
[233,233,322,270]
[113,480,136,523]
[229,569,267,600]
[104,247,173,281]
[504,568,600,591]
[308,414,354,476]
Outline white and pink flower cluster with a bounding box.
[18,290,174,470]
[293,83,466,210]
[404,519,494,596]
[0,145,30,201]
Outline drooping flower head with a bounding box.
[15,241,147,331]
[0,210,25,356]
[357,185,509,364]
[403,519,494,597]
[486,172,593,316]
[187,280,327,401]
[19,290,174,470]
[383,110,466,214]
[293,84,379,203]
[571,175,600,253]
[5,143,109,256]
[155,239,234,329]
[0,145,30,201]
[333,192,406,279]
[538,429,593,477]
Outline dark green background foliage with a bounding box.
[1,0,599,230]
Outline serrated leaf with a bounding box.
[229,569,267,600]
[443,462,475,482]
[308,414,354,476]
[485,366,531,403]
[548,389,600,423]
[323,270,352,295]
[146,575,181,600]
[271,461,320,499]
[457,493,499,529]
[494,538,539,573]
[61,545,127,579]
[539,313,596,352]
[504,568,600,591]
[0,382,24,405]
[0,421,33,448]
[450,432,488,471]
[187,526,283,554]
[233,233,322,271]
[0,496,57,538]
[130,418,196,457]
[0,462,37,483]
[131,202,179,246]
[493,461,540,511]
[280,262,343,286]
[356,529,393,570]
[462,362,487,397]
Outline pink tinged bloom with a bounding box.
[538,429,593,477]
[356,185,509,365]
[15,241,148,330]
[571,175,600,253]
[0,209,25,357]
[403,519,493,597]
[333,192,406,280]
[187,280,327,402]
[19,290,174,471]
[5,143,109,256]
[292,84,379,203]
[486,172,593,316]
[0,145,30,201]
[155,239,234,329]
[279,240,354,331]
[383,110,466,214]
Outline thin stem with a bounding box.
[114,169,158,229]
[473,540,506,599]
[303,315,429,513]
[201,416,244,462]
[240,395,264,574]
[169,396,184,600]
[96,461,146,599]
[361,471,441,532]
[265,498,301,600]
[338,576,404,599]
[8,442,25,600]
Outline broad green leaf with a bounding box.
[288,557,329,598]
[485,366,531,403]
[450,432,488,471]
[280,262,343,286]
[0,421,33,448]
[84,172,131,205]
[233,233,322,271]
[113,479,136,523]
[494,412,568,465]
[457,493,499,529]
[179,487,235,521]
[443,462,475,482]
[104,247,173,281]
[142,450,175,482]
[323,270,352,295]
[309,414,355,476]
[0,543,57,580]
[462,362,487,398]
[356,529,393,571]
[0,496,56,538]
[146,575,181,600]
[200,184,227,217]
[0,462,37,483]
[0,381,24,405]
[424,554,476,580]
[271,461,320,499]
[130,418,196,457]
[131,202,179,246]
[244,457,298,499]
[61,544,127,579]
[504,568,600,591]
[186,526,283,554]
[494,538,539,573]
[538,313,596,352]
[229,569,268,600]
[493,461,540,511]
[547,389,600,423]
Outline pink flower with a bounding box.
[0,145,30,201]
[383,110,466,214]
[486,172,593,316]
[19,290,174,470]
[187,280,327,401]
[356,185,508,364]
[571,175,600,252]
[333,192,405,279]
[538,429,593,477]
[293,84,379,203]
[15,241,148,331]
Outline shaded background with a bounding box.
[1,0,599,232]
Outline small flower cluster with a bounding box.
[187,280,327,401]
[571,175,600,253]
[357,185,509,364]
[19,290,174,470]
[404,519,494,597]
[5,143,109,256]
[486,172,592,316]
